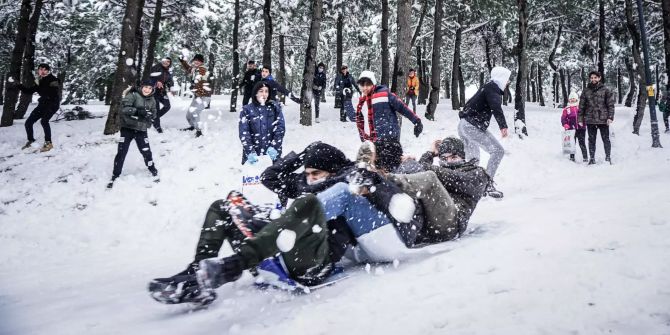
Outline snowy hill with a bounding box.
[1,95,669,335]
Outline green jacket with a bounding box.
[120,89,156,132]
[578,83,615,125]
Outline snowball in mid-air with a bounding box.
[125,58,134,66]
[388,193,415,223]
[276,229,296,252]
[312,225,323,233]
[7,77,14,83]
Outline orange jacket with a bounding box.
[406,76,419,96]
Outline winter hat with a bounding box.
[303,142,351,173]
[490,66,511,91]
[358,70,377,85]
[568,91,579,106]
[374,139,403,172]
[438,137,465,159]
[192,54,205,63]
[140,79,154,87]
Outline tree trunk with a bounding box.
[381,0,390,86]
[1,0,32,127]
[625,0,647,131]
[14,0,45,120]
[526,71,531,102]
[559,68,568,106]
[229,0,240,112]
[617,67,623,104]
[444,71,450,99]
[581,67,587,91]
[662,0,670,86]
[299,0,322,126]
[514,0,528,136]
[537,64,545,106]
[548,23,562,108]
[391,0,412,99]
[0,73,5,105]
[134,1,145,82]
[336,12,343,71]
[451,13,463,110]
[458,65,465,107]
[484,32,493,72]
[417,45,429,105]
[104,0,144,135]
[104,73,114,105]
[262,0,272,69]
[625,58,636,107]
[142,0,163,81]
[426,0,443,118]
[277,34,286,104]
[531,63,537,103]
[598,0,606,81]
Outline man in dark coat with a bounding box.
[334,65,360,122]
[148,57,174,133]
[458,66,510,198]
[578,71,615,165]
[313,62,327,123]
[260,65,300,104]
[239,60,261,106]
[16,63,61,152]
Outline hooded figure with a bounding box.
[312,62,327,122]
[239,81,286,164]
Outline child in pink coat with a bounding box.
[561,92,587,162]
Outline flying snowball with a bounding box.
[388,193,416,223]
[276,229,296,252]
[125,58,134,66]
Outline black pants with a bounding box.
[242,91,253,106]
[152,93,171,130]
[571,128,587,160]
[663,111,669,130]
[587,124,611,159]
[25,102,58,142]
[112,128,157,178]
[313,90,321,118]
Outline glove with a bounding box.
[266,147,279,161]
[413,121,423,137]
[563,124,570,130]
[289,92,301,104]
[246,152,259,165]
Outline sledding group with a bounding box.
[147,68,514,306]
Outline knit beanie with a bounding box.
[303,142,350,173]
[438,137,465,159]
[374,139,403,172]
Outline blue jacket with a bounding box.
[261,75,291,101]
[356,85,421,142]
[239,100,286,164]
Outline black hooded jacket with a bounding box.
[18,74,60,106]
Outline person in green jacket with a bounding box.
[659,87,670,133]
[107,80,159,189]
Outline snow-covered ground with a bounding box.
[1,94,669,335]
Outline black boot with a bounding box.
[485,182,504,199]
[569,154,575,162]
[424,112,435,121]
[196,254,245,290]
[588,158,596,165]
[605,156,612,165]
[195,130,203,137]
[180,126,195,131]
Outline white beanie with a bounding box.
[568,91,579,106]
[490,66,511,91]
[358,70,377,85]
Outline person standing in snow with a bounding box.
[405,69,419,114]
[458,66,510,198]
[148,57,174,133]
[312,62,327,123]
[178,54,211,137]
[355,71,423,142]
[239,60,261,106]
[659,88,670,133]
[334,65,360,122]
[578,71,614,165]
[15,63,60,152]
[107,80,159,189]
[561,92,588,162]
[259,65,300,103]
[239,82,286,165]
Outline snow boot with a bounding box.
[180,126,195,131]
[315,117,320,123]
[39,141,53,152]
[196,254,245,291]
[605,156,612,165]
[148,273,216,305]
[195,130,203,137]
[588,158,596,165]
[485,182,504,199]
[424,112,435,121]
[569,154,575,162]
[21,141,35,150]
[151,169,160,183]
[106,176,117,189]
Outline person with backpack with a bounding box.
[561,92,588,162]
[107,80,159,189]
[239,81,286,165]
[178,54,211,137]
[15,63,61,152]
[148,57,174,133]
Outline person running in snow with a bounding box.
[312,62,327,123]
[148,57,174,133]
[107,80,159,189]
[178,53,211,137]
[15,63,60,152]
[578,71,614,165]
[659,87,670,133]
[239,82,286,164]
[259,65,300,103]
[355,71,423,142]
[561,92,588,162]
[148,142,357,304]
[334,65,360,122]
[458,66,510,198]
[239,60,261,106]
[405,69,419,114]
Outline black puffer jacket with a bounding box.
[18,74,60,106]
[419,152,489,234]
[240,69,261,95]
[120,89,156,132]
[578,82,615,125]
[459,81,507,131]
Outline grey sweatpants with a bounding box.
[186,96,211,130]
[458,119,504,179]
[388,171,458,242]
